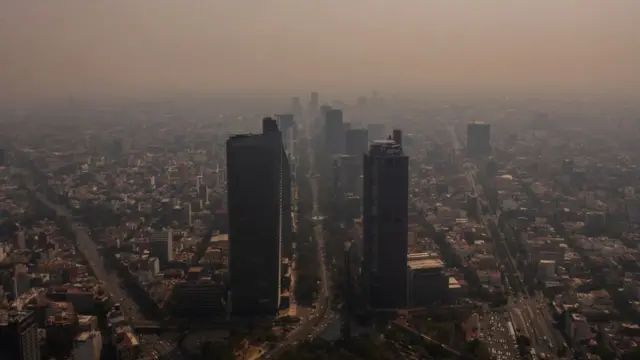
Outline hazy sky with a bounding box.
[1,0,639,99]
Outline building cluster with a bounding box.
[1,94,638,359]
[0,171,109,360]
[319,105,474,313]
[488,120,640,358]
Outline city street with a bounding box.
[450,125,561,359]
[33,191,144,322]
[259,127,333,359]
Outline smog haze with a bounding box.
[1,0,639,100]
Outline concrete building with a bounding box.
[362,140,409,308]
[345,128,369,157]
[308,92,319,116]
[276,114,296,155]
[325,109,346,156]
[392,129,403,146]
[538,259,557,280]
[169,277,227,319]
[0,310,40,360]
[466,122,491,156]
[407,254,448,306]
[150,229,173,268]
[226,118,289,316]
[72,331,102,360]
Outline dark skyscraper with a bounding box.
[392,129,403,146]
[325,109,345,156]
[309,92,319,115]
[345,129,369,157]
[262,117,279,133]
[0,310,40,360]
[466,122,491,156]
[362,140,409,309]
[227,118,290,316]
[274,115,294,259]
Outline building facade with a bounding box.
[0,310,40,360]
[362,140,409,309]
[227,118,289,316]
[466,122,491,156]
[325,109,346,156]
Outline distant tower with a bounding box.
[275,114,296,156]
[466,122,491,156]
[324,109,346,156]
[308,92,319,117]
[345,129,369,157]
[392,129,402,146]
[291,97,302,118]
[183,203,192,226]
[362,140,409,309]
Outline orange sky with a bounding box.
[1,0,639,99]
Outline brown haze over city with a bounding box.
[1,0,639,100]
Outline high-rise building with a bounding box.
[313,104,332,137]
[275,114,296,156]
[406,253,448,306]
[276,114,295,135]
[319,104,332,118]
[392,129,403,146]
[227,118,289,316]
[325,109,345,156]
[270,116,294,259]
[345,129,369,157]
[262,117,279,133]
[0,310,41,360]
[291,97,302,118]
[362,140,409,309]
[466,122,491,156]
[150,229,173,268]
[281,147,293,259]
[186,203,193,226]
[309,92,319,115]
[169,268,227,319]
[332,155,359,198]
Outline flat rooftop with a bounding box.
[210,234,228,242]
[408,258,444,270]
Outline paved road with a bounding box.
[480,311,519,360]
[259,129,332,359]
[449,125,562,358]
[33,191,144,321]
